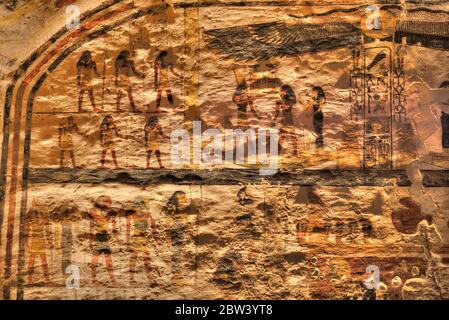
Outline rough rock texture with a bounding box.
[1,0,449,300]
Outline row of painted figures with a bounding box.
[28,190,376,287]
[25,192,444,292]
[60,115,165,168]
[76,49,328,158]
[26,192,194,286]
[65,49,449,169]
[77,50,180,113]
[59,87,328,169]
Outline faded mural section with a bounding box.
[0,0,449,300]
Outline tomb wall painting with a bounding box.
[1,0,449,300]
[11,183,449,299]
[26,4,449,171]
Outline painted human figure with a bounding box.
[237,186,252,206]
[25,203,53,284]
[310,86,326,149]
[89,195,117,285]
[274,84,298,156]
[115,50,145,112]
[232,82,259,157]
[232,81,258,126]
[100,115,122,168]
[144,116,166,169]
[77,51,100,112]
[126,198,160,284]
[59,116,85,168]
[55,201,81,279]
[164,191,196,283]
[154,50,181,110]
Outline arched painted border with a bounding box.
[0,0,172,299]
[2,0,449,299]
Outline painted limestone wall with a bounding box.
[1,0,449,300]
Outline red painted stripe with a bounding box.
[4,1,135,280]
[23,3,133,84]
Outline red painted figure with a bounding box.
[89,196,118,286]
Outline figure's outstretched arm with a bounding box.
[93,62,100,78]
[158,125,167,139]
[75,124,89,139]
[131,61,145,79]
[114,125,122,139]
[319,98,326,112]
[304,99,314,112]
[170,65,181,78]
[247,92,259,118]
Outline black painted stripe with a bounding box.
[14,2,171,300]
[16,73,47,300]
[1,0,127,300]
[26,168,414,186]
